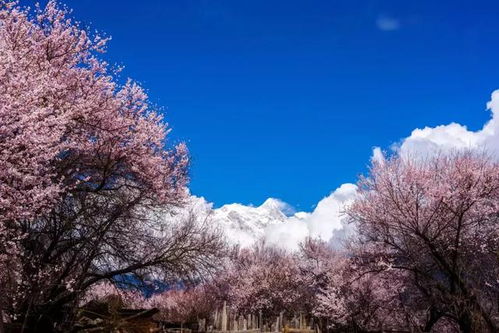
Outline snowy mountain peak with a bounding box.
[259,198,284,210]
[173,184,357,250]
[207,198,288,247]
[259,198,295,216]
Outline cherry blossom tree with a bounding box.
[295,238,343,330]
[211,244,306,321]
[146,286,217,324]
[297,238,413,332]
[314,252,429,332]
[0,1,225,331]
[347,152,499,332]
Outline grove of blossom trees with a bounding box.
[29,151,499,333]
[94,153,497,333]
[205,153,497,333]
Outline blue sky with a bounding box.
[31,0,499,210]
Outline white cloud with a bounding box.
[376,16,400,31]
[396,90,499,158]
[264,183,357,251]
[371,146,385,164]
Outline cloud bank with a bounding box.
[394,90,499,158]
[264,183,357,250]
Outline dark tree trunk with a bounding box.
[422,306,441,332]
[457,312,473,333]
[0,309,5,333]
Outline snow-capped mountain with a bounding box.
[210,198,291,247]
[180,183,357,251]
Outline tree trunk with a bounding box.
[422,307,441,332]
[0,284,5,333]
[0,308,5,333]
[457,312,473,333]
[457,303,498,333]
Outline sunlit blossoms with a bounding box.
[0,1,188,224]
[348,152,499,332]
[0,1,226,331]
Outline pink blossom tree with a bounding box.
[146,286,217,325]
[314,254,427,332]
[212,244,306,322]
[0,1,225,331]
[295,238,343,330]
[347,152,499,332]
[297,238,414,331]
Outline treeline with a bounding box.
[0,1,498,333]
